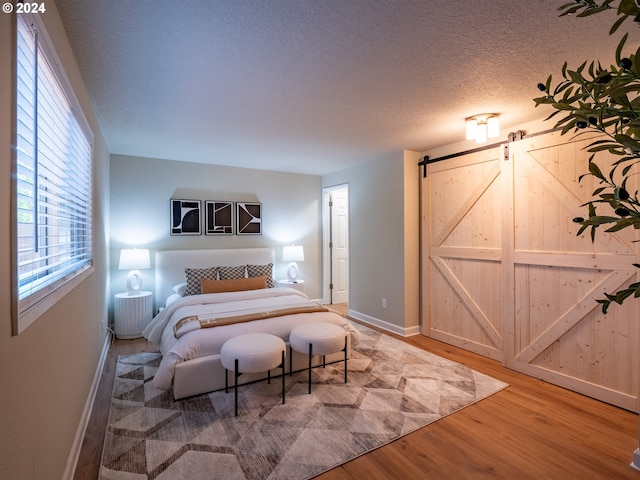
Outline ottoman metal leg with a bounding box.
[343,336,348,384]
[308,342,313,394]
[289,345,293,377]
[234,358,239,417]
[281,350,286,404]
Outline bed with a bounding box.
[142,248,361,399]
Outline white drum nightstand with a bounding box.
[276,279,305,293]
[114,291,153,339]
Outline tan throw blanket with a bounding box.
[173,303,329,338]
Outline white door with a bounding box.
[323,185,349,304]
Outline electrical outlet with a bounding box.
[382,298,387,309]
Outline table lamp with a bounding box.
[118,248,151,295]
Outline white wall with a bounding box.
[322,151,420,335]
[110,154,324,307]
[0,6,110,480]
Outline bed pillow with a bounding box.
[165,293,183,306]
[247,263,275,288]
[200,276,267,294]
[184,267,218,296]
[218,265,246,280]
[172,282,187,296]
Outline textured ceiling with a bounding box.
[55,0,639,175]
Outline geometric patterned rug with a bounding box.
[99,324,507,480]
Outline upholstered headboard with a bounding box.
[155,248,275,309]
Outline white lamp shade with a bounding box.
[466,114,500,143]
[465,118,478,140]
[475,122,487,143]
[282,245,304,262]
[487,116,500,138]
[118,248,150,270]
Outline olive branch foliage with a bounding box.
[533,0,640,313]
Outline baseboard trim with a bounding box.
[348,309,420,337]
[63,333,111,480]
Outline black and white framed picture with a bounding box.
[205,200,234,235]
[236,202,262,235]
[170,199,201,235]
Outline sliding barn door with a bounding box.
[422,146,505,361]
[422,130,639,411]
[507,131,638,411]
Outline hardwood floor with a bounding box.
[74,306,640,479]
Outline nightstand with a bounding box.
[113,291,153,339]
[276,279,305,293]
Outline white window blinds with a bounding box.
[14,15,93,331]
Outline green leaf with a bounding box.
[589,161,605,180]
[614,134,640,151]
[615,288,635,303]
[605,218,639,232]
[568,70,585,84]
[597,298,610,314]
[587,144,620,152]
[618,0,640,16]
[610,15,628,34]
[616,34,629,62]
[552,103,578,111]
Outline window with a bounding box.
[13,14,93,334]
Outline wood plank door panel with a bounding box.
[508,131,638,411]
[421,130,638,410]
[423,147,504,361]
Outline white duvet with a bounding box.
[142,287,361,391]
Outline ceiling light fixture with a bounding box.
[466,114,500,143]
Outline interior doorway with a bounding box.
[322,184,349,305]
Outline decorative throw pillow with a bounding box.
[247,263,275,288]
[218,265,246,280]
[184,267,218,296]
[200,276,267,294]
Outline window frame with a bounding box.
[11,12,95,335]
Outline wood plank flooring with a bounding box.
[74,305,640,479]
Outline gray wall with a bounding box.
[110,155,324,308]
[322,151,420,335]
[0,6,111,479]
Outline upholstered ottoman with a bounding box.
[220,333,286,416]
[289,322,348,394]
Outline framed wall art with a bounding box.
[205,200,234,235]
[236,202,262,235]
[170,199,201,235]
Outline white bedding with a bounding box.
[142,287,361,391]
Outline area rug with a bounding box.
[99,324,507,479]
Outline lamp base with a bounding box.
[126,269,143,295]
[286,262,299,282]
